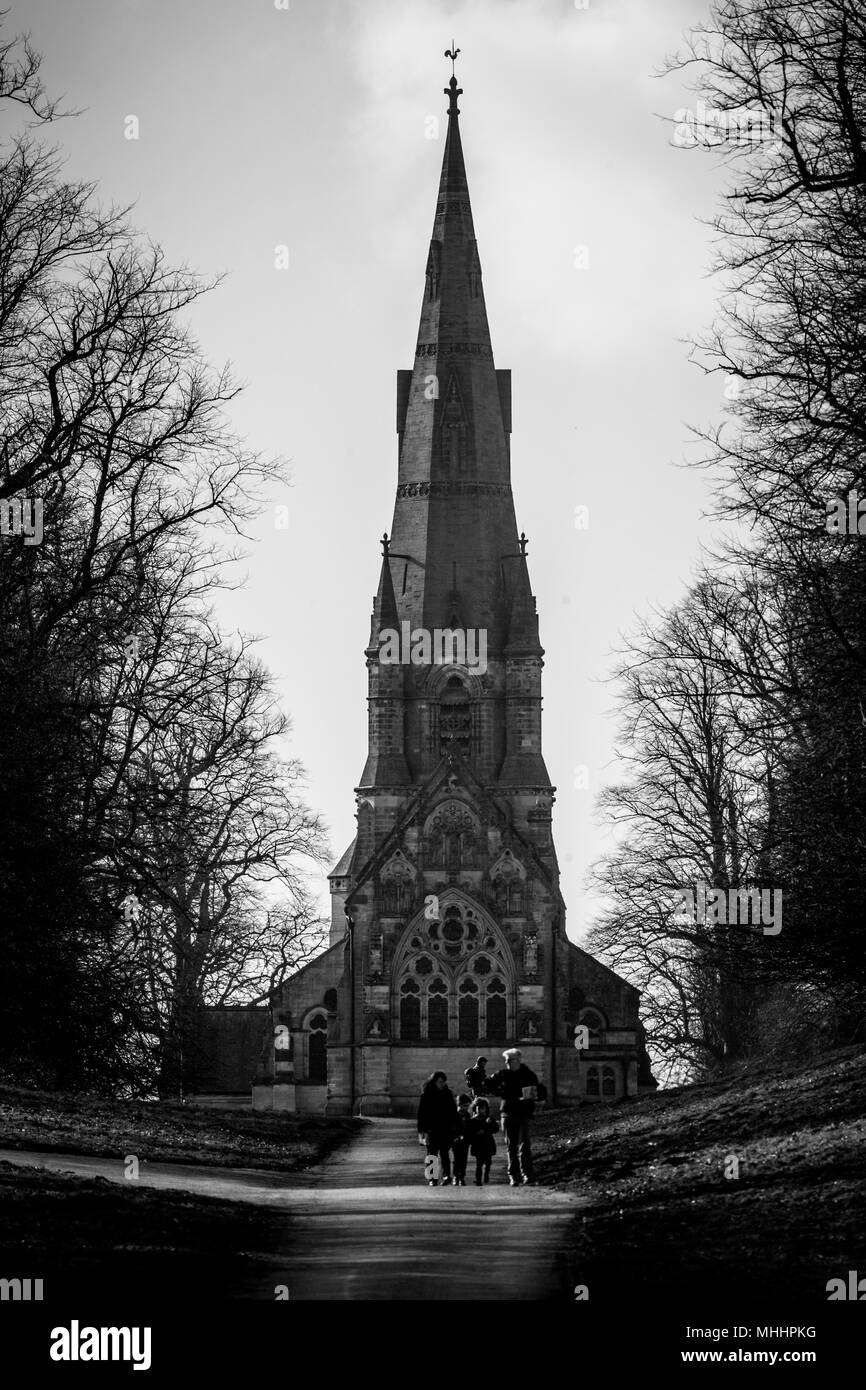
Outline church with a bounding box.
[195,62,654,1117]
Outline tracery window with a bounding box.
[394,902,513,1041]
[585,1064,617,1098]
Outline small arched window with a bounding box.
[308,1012,328,1084]
[602,1065,616,1098]
[586,1066,600,1098]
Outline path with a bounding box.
[0,1121,582,1300]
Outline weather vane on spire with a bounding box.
[444,42,462,117]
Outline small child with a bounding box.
[468,1097,498,1185]
[452,1093,472,1187]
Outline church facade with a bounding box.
[249,69,655,1118]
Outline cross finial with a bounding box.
[519,531,529,556]
[380,532,390,558]
[444,43,463,116]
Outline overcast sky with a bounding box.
[14,0,732,940]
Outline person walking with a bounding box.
[486,1048,541,1186]
[468,1097,498,1185]
[452,1093,472,1186]
[464,1056,489,1099]
[417,1071,458,1187]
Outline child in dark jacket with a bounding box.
[468,1097,498,1185]
[452,1093,472,1186]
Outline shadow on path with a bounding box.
[0,1119,583,1300]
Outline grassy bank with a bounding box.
[0,1085,361,1172]
[533,1045,866,1303]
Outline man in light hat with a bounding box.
[486,1047,541,1186]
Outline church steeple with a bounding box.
[360,54,552,791]
[390,54,520,647]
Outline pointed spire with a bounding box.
[387,51,520,644]
[505,548,544,658]
[366,541,400,655]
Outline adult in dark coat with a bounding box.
[464,1057,489,1099]
[485,1048,540,1185]
[417,1072,458,1185]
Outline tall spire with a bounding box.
[389,50,520,645]
[359,54,552,791]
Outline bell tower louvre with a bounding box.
[237,55,656,1117]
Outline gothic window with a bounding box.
[308,1012,327,1084]
[602,1066,616,1098]
[439,676,471,759]
[394,904,514,1041]
[586,1066,600,1098]
[490,849,527,916]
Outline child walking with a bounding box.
[468,1097,498,1185]
[452,1093,472,1187]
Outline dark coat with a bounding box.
[464,1064,489,1097]
[417,1085,458,1140]
[468,1115,498,1159]
[453,1107,472,1149]
[486,1063,540,1120]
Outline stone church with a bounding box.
[194,67,654,1117]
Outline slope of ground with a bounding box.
[0,1159,282,1300]
[0,1085,360,1172]
[532,1045,866,1304]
